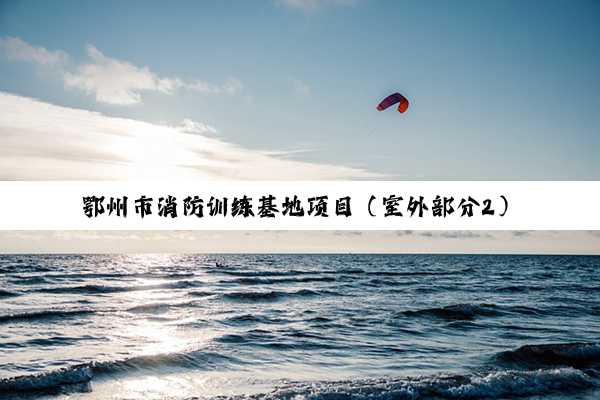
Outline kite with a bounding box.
[377,92,409,113]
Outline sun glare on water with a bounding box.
[88,254,236,398]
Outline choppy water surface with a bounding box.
[0,253,599,399]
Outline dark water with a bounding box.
[0,254,599,399]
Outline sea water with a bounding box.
[0,253,599,399]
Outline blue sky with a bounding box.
[1,0,599,180]
[1,231,599,255]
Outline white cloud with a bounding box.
[175,118,218,135]
[189,77,243,95]
[62,45,244,104]
[0,37,69,66]
[0,92,380,180]
[0,38,243,105]
[275,0,359,11]
[63,45,180,105]
[156,76,186,94]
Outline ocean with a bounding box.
[0,253,599,399]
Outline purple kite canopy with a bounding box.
[377,92,409,113]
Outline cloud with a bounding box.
[175,118,218,135]
[1,38,244,105]
[64,45,243,104]
[189,77,243,95]
[0,37,69,66]
[275,0,359,12]
[63,45,186,105]
[0,92,381,180]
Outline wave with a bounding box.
[90,350,232,375]
[0,300,199,323]
[222,314,290,326]
[223,276,337,285]
[9,275,48,285]
[0,366,92,393]
[211,269,312,277]
[495,285,544,292]
[213,268,366,277]
[495,342,600,370]
[188,290,217,298]
[0,309,96,324]
[0,289,19,298]
[402,303,548,321]
[1,298,203,323]
[1,342,598,398]
[37,280,200,295]
[44,272,196,280]
[0,349,233,394]
[125,301,194,313]
[403,303,506,320]
[259,367,596,399]
[370,270,461,277]
[222,289,323,302]
[216,330,337,350]
[1,335,98,349]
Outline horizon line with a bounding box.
[1,252,598,256]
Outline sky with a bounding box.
[0,1,598,253]
[0,231,599,255]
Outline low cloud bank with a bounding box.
[0,92,380,180]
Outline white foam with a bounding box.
[263,367,596,399]
[440,368,594,398]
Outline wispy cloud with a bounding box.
[189,77,243,95]
[0,38,243,105]
[63,45,170,105]
[174,118,218,135]
[63,46,242,104]
[0,92,380,180]
[0,37,69,67]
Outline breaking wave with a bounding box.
[0,366,92,393]
[258,368,596,399]
[0,350,233,394]
[3,359,597,397]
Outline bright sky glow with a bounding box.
[0,0,598,180]
[0,231,598,255]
